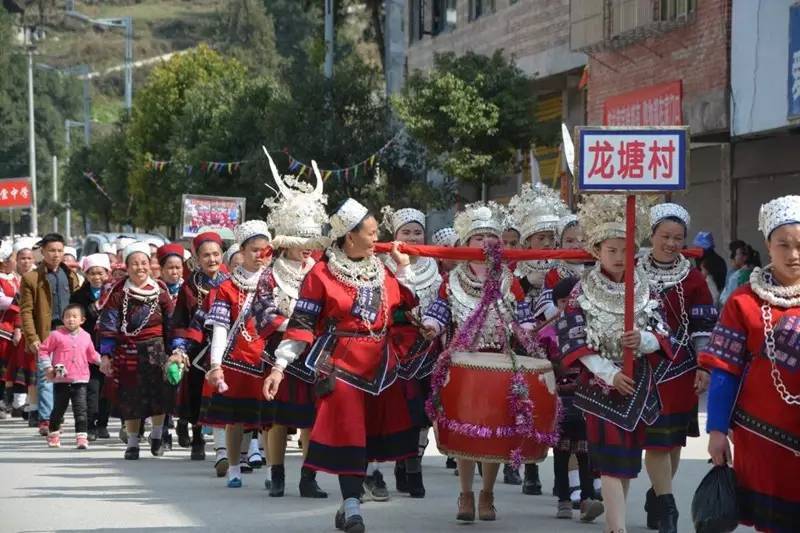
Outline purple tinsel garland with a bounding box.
[425,242,561,468]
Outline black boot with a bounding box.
[269,464,285,497]
[299,466,328,498]
[176,419,191,448]
[657,494,678,533]
[522,463,542,495]
[503,464,522,485]
[150,438,164,457]
[645,488,660,530]
[394,461,409,493]
[407,471,425,498]
[190,427,206,461]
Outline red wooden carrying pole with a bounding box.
[623,195,636,378]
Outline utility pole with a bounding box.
[324,0,334,79]
[384,0,407,95]
[27,37,38,236]
[52,155,58,233]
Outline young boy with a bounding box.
[39,304,103,449]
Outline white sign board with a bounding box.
[576,127,689,192]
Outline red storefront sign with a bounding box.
[0,178,33,208]
[603,81,683,126]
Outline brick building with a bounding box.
[404,0,587,204]
[572,0,734,247]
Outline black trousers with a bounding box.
[86,366,110,429]
[49,382,88,434]
[554,450,595,502]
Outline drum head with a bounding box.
[451,352,553,372]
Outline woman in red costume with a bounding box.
[641,203,716,533]
[702,195,800,533]
[263,198,419,533]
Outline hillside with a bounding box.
[31,0,225,125]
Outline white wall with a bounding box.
[731,0,793,136]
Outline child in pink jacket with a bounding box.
[39,303,103,449]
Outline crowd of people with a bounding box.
[0,157,797,533]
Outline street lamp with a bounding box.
[25,28,39,236]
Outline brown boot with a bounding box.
[478,490,496,521]
[457,491,475,522]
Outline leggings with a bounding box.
[49,383,88,434]
[554,450,594,502]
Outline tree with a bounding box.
[0,10,82,234]
[217,0,281,76]
[393,51,555,186]
[126,45,248,229]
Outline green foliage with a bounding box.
[127,45,248,228]
[393,51,553,186]
[217,0,281,76]
[0,10,83,232]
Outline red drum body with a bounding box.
[436,352,558,463]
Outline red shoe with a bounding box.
[38,421,49,437]
[47,431,61,448]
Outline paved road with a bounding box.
[0,412,752,533]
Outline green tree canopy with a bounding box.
[393,51,553,186]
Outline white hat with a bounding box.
[508,183,569,243]
[224,243,240,265]
[758,195,800,240]
[329,198,369,240]
[63,246,78,259]
[81,253,111,272]
[381,206,426,235]
[432,227,459,247]
[0,240,13,262]
[115,236,136,252]
[650,203,690,229]
[13,236,38,254]
[100,242,117,255]
[234,220,271,246]
[454,202,505,243]
[262,148,329,243]
[122,242,152,263]
[556,214,579,242]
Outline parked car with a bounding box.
[80,232,170,258]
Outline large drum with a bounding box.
[435,352,558,463]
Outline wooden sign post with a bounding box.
[574,126,689,376]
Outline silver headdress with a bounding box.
[758,195,800,240]
[262,147,329,249]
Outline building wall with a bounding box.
[585,0,731,136]
[731,0,794,136]
[406,0,587,78]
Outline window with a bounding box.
[469,0,495,22]
[432,0,457,35]
[570,0,696,51]
[411,0,457,43]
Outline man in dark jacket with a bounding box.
[20,234,81,433]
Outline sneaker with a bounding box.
[579,498,605,522]
[96,426,110,439]
[363,471,389,502]
[87,429,97,442]
[556,500,573,519]
[38,420,49,436]
[227,475,242,488]
[47,432,61,448]
[445,457,457,469]
[503,464,522,485]
[570,487,582,509]
[76,433,89,450]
